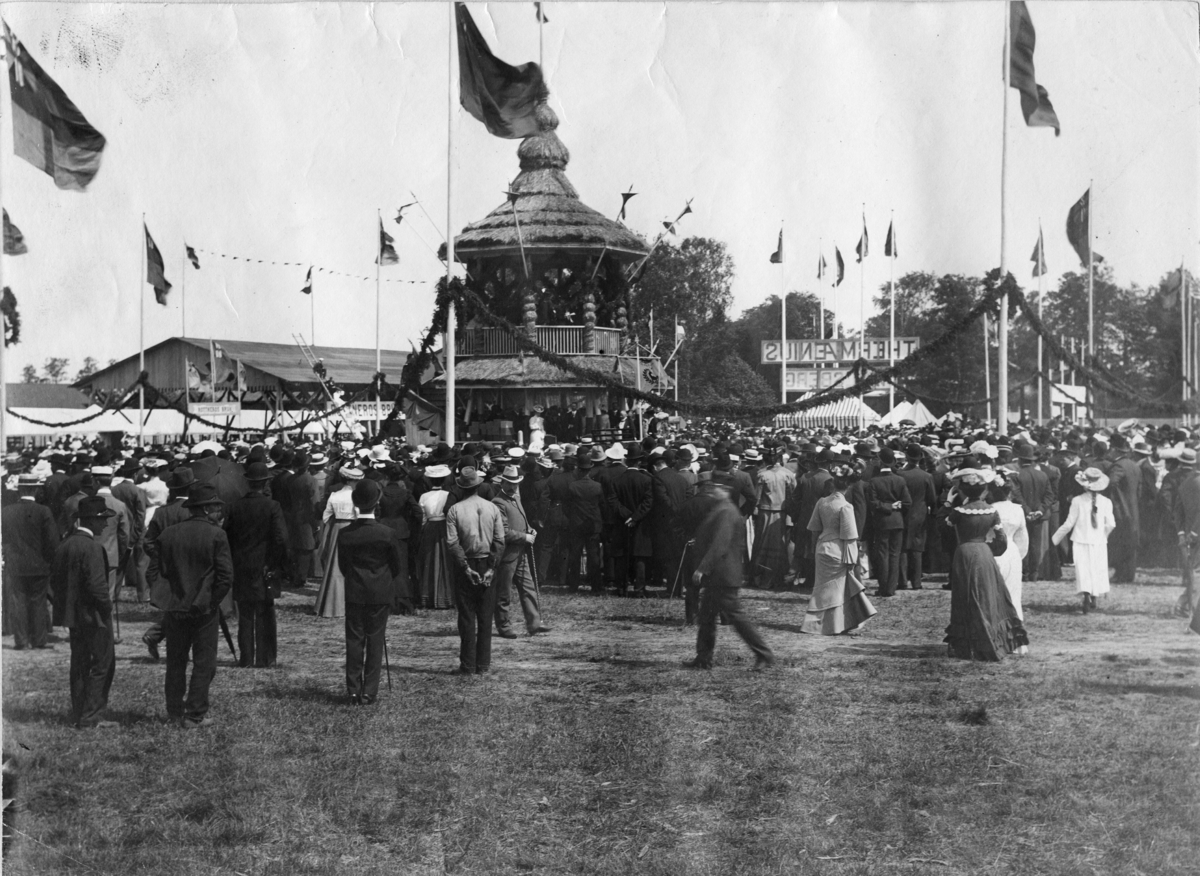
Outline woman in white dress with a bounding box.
[802,460,877,635]
[1051,467,1116,614]
[988,470,1030,621]
[314,465,363,618]
[528,406,546,454]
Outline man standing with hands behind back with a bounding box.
[445,466,506,675]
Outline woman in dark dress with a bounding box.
[944,469,1029,661]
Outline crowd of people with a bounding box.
[4,414,1198,729]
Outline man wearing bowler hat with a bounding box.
[1014,443,1052,582]
[148,482,234,729]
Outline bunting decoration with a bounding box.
[884,221,897,258]
[456,3,548,139]
[3,209,27,255]
[188,247,428,283]
[769,229,783,264]
[617,185,636,221]
[1009,1,1061,136]
[1066,188,1103,268]
[3,21,106,191]
[144,224,172,305]
[186,244,201,269]
[1030,227,1047,277]
[834,247,845,286]
[377,220,399,266]
[300,266,313,295]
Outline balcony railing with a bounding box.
[456,326,623,357]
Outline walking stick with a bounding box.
[669,541,691,599]
[383,634,392,690]
[526,544,541,598]
[218,612,238,662]
[112,574,122,643]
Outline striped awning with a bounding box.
[773,395,880,430]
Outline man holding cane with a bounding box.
[492,465,552,638]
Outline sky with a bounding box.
[2,1,1197,378]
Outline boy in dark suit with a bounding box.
[337,479,403,705]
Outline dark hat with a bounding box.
[878,447,896,465]
[245,462,271,482]
[293,452,310,470]
[168,467,196,491]
[456,466,484,489]
[904,443,924,460]
[77,496,116,519]
[183,483,223,508]
[351,479,381,509]
[625,443,645,461]
[576,452,595,469]
[1016,443,1037,462]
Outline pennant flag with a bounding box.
[662,220,677,236]
[617,185,636,221]
[185,244,200,270]
[1066,189,1104,268]
[817,252,827,280]
[377,220,399,265]
[456,3,548,139]
[834,247,845,286]
[144,224,172,305]
[534,2,549,23]
[884,221,897,258]
[1161,266,1184,311]
[855,218,869,263]
[3,209,27,255]
[394,202,415,224]
[1030,228,1047,277]
[769,229,783,264]
[3,22,106,191]
[505,188,520,206]
[300,266,313,295]
[676,199,694,221]
[675,322,686,340]
[1009,1,1061,136]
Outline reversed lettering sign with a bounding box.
[188,402,241,417]
[784,368,853,392]
[761,337,920,364]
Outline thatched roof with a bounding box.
[453,103,650,265]
[434,355,660,389]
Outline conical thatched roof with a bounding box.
[453,103,650,265]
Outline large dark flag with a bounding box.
[884,221,897,258]
[144,224,171,305]
[300,266,313,295]
[769,229,783,264]
[1066,189,1103,268]
[817,252,827,280]
[1010,1,1061,136]
[456,3,548,139]
[534,2,549,23]
[1030,228,1047,277]
[3,209,27,255]
[377,220,399,265]
[834,247,845,286]
[855,219,868,263]
[3,22,106,190]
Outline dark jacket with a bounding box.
[492,489,533,567]
[224,492,290,602]
[281,470,319,551]
[337,518,403,605]
[564,471,603,535]
[148,516,234,613]
[609,467,654,525]
[648,466,690,536]
[110,480,147,548]
[1102,453,1141,527]
[693,493,745,587]
[898,466,937,550]
[593,462,626,525]
[378,481,421,540]
[1015,463,1053,523]
[50,528,111,629]
[2,498,60,576]
[865,470,911,531]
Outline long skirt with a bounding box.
[750,511,790,589]
[1072,540,1111,597]
[415,520,455,609]
[944,542,1029,661]
[995,545,1024,621]
[801,553,877,635]
[314,519,351,619]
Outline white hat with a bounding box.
[604,442,626,461]
[90,465,114,476]
[507,447,526,459]
[370,445,391,461]
[341,466,365,481]
[425,464,451,479]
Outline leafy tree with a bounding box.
[733,291,831,386]
[41,357,70,384]
[687,352,777,409]
[630,237,735,349]
[20,364,41,383]
[74,356,100,383]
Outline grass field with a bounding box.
[3,567,1198,875]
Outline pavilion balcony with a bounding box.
[456,326,624,357]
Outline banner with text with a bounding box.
[785,368,854,392]
[762,337,920,365]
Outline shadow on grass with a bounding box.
[827,642,946,659]
[604,614,682,628]
[1028,602,1176,618]
[3,702,152,728]
[1080,680,1200,700]
[761,621,806,634]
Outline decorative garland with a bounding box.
[401,277,456,396]
[859,361,1041,409]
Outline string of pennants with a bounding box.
[188,247,431,285]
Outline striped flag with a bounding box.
[144,224,172,305]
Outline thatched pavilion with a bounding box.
[437,101,659,441]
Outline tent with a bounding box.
[774,395,881,430]
[879,399,938,427]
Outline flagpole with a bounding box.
[1036,226,1045,423]
[984,311,993,423]
[139,214,145,443]
[674,314,680,404]
[311,279,315,347]
[780,223,787,404]
[445,2,456,446]
[376,209,383,436]
[858,205,866,433]
[181,252,186,338]
[888,211,895,414]
[997,2,1010,435]
[1087,180,1094,421]
[1182,261,1189,424]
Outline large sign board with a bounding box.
[785,368,853,392]
[188,402,241,417]
[762,337,920,365]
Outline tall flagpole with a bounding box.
[673,314,680,404]
[984,312,993,423]
[375,209,383,435]
[444,2,456,446]
[139,214,146,443]
[1087,180,1094,421]
[780,223,787,404]
[181,252,186,338]
[888,211,895,414]
[1036,225,1045,423]
[997,3,1010,435]
[858,205,866,433]
[311,282,315,347]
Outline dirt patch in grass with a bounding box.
[3,568,1199,875]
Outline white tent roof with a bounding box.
[774,395,881,430]
[879,399,938,427]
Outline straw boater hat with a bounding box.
[425,463,451,480]
[1075,467,1109,492]
[950,468,997,486]
[340,466,365,481]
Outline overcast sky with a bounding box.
[2,1,1197,376]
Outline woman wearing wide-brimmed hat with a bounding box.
[1052,467,1116,614]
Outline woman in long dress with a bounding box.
[1052,467,1115,614]
[415,465,455,609]
[314,466,363,618]
[802,460,877,635]
[944,469,1029,661]
[988,470,1030,621]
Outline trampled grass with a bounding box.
[3,568,1198,875]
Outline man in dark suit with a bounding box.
[682,471,774,670]
[3,474,60,649]
[492,465,550,636]
[148,483,234,729]
[50,496,119,729]
[281,451,318,588]
[377,462,421,612]
[142,466,196,661]
[609,443,655,596]
[648,448,689,591]
[1014,443,1053,582]
[786,449,832,588]
[864,447,911,597]
[225,462,290,668]
[1101,436,1142,583]
[1054,441,1084,567]
[111,458,149,602]
[897,444,937,591]
[593,444,627,590]
[337,479,404,704]
[564,450,604,592]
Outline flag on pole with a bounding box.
[144,224,172,305]
[394,202,415,224]
[1066,189,1103,268]
[817,252,827,280]
[834,247,845,286]
[212,341,236,384]
[769,229,783,264]
[300,266,313,295]
[1009,1,1061,136]
[855,218,868,263]
[185,244,200,269]
[1162,266,1184,311]
[676,200,694,221]
[3,209,27,255]
[456,3,548,139]
[3,22,106,191]
[377,220,399,265]
[534,2,549,23]
[662,220,677,235]
[884,221,897,258]
[1030,228,1047,277]
[617,185,636,221]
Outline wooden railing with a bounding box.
[455,326,623,356]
